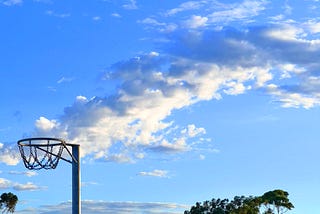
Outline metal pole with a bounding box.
[72,145,81,214]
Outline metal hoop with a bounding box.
[17,137,81,214]
[17,138,66,170]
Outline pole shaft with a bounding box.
[72,145,81,214]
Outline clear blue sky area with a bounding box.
[1,0,320,213]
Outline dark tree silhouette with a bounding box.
[184,189,293,214]
[0,192,18,213]
[184,196,259,214]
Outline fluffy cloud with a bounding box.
[139,18,165,26]
[32,51,213,162]
[122,0,137,10]
[0,178,12,189]
[0,178,44,191]
[8,0,317,165]
[304,20,320,34]
[163,0,268,29]
[138,169,169,178]
[208,0,268,24]
[0,143,20,165]
[35,117,58,132]
[17,200,188,214]
[166,1,205,16]
[181,125,206,138]
[2,0,22,6]
[111,13,121,18]
[9,171,37,177]
[267,84,319,109]
[13,182,44,191]
[183,15,208,29]
[32,20,320,162]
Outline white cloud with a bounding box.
[147,0,268,32]
[30,19,320,163]
[149,137,190,153]
[181,125,206,138]
[139,18,165,26]
[0,178,44,191]
[17,200,188,214]
[35,116,58,132]
[13,182,45,191]
[138,18,177,33]
[26,49,269,162]
[264,25,305,41]
[33,54,212,161]
[166,1,205,16]
[2,0,22,6]
[208,0,268,24]
[0,178,12,189]
[267,84,319,109]
[92,16,101,21]
[23,1,320,164]
[223,81,248,95]
[269,14,285,21]
[47,86,57,92]
[279,64,306,76]
[149,51,159,57]
[45,10,70,18]
[304,20,320,34]
[57,77,74,84]
[122,0,137,10]
[159,23,178,33]
[0,143,20,166]
[104,153,134,163]
[183,15,208,29]
[9,171,37,177]
[111,13,121,18]
[283,0,292,15]
[199,154,206,160]
[138,169,169,178]
[81,181,99,187]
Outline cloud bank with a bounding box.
[17,200,188,214]
[0,178,44,191]
[2,0,320,165]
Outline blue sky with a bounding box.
[1,0,320,213]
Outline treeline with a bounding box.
[184,189,294,214]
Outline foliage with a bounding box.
[0,192,18,213]
[184,189,294,214]
[260,190,294,214]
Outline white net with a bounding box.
[18,138,65,170]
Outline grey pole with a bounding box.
[72,145,81,214]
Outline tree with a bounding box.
[0,192,18,213]
[184,189,294,214]
[229,196,260,214]
[259,190,294,214]
[184,196,258,214]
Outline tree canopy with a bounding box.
[0,192,18,213]
[259,190,294,214]
[184,189,294,214]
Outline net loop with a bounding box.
[18,138,65,170]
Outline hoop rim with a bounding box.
[17,137,78,147]
[17,137,79,166]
